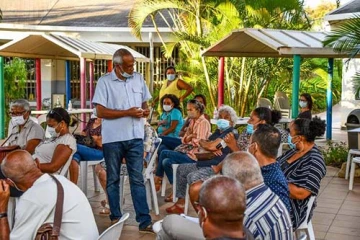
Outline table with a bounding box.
[31,109,93,115]
[210,117,293,125]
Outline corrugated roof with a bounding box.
[327,0,360,15]
[202,28,352,58]
[0,33,149,61]
[0,0,169,28]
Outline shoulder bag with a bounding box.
[35,175,64,240]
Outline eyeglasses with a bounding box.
[119,61,137,70]
[9,110,27,117]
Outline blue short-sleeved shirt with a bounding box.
[157,108,184,137]
[92,70,152,144]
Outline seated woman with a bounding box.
[166,105,238,214]
[179,94,210,137]
[68,112,103,184]
[277,117,326,229]
[154,99,211,195]
[157,94,184,137]
[32,108,77,174]
[4,99,44,154]
[298,93,312,119]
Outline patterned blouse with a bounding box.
[83,119,101,136]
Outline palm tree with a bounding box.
[323,16,360,97]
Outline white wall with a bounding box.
[340,58,360,127]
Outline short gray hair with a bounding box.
[113,48,133,65]
[222,152,263,190]
[10,99,30,111]
[217,105,237,125]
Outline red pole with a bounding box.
[80,58,86,130]
[107,60,112,72]
[89,61,94,109]
[35,59,42,110]
[218,57,225,108]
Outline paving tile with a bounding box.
[312,213,336,226]
[325,232,360,240]
[328,226,360,236]
[315,230,327,239]
[331,214,360,229]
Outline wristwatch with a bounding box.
[216,140,227,149]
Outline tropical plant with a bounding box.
[320,141,348,168]
[323,16,360,96]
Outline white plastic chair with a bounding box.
[80,159,102,196]
[59,154,75,177]
[161,164,179,203]
[144,137,162,215]
[295,196,316,240]
[345,149,360,180]
[257,98,272,109]
[349,157,360,190]
[184,184,190,215]
[97,212,129,240]
[274,97,291,118]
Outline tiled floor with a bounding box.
[83,165,360,240]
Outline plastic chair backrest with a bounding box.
[59,154,74,176]
[144,137,162,177]
[297,196,316,230]
[275,91,288,100]
[97,212,129,240]
[277,97,290,109]
[37,114,47,125]
[257,98,272,109]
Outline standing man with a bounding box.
[93,48,153,232]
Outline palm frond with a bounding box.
[351,71,360,98]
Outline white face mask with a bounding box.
[167,74,176,81]
[46,125,60,138]
[11,115,26,126]
[163,104,173,112]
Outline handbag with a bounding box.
[0,134,20,162]
[74,124,96,148]
[35,175,64,240]
[174,144,194,154]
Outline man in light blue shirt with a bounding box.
[92,48,153,232]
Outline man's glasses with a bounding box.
[9,110,27,117]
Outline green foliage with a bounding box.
[320,141,348,168]
[4,58,27,130]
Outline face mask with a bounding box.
[11,115,26,126]
[7,178,24,193]
[119,65,133,78]
[299,100,307,108]
[246,124,254,134]
[163,104,173,112]
[167,74,176,81]
[216,119,230,131]
[288,135,296,149]
[46,125,60,138]
[188,112,197,119]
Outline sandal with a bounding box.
[100,199,110,215]
[154,176,163,192]
[166,204,184,214]
[164,192,173,202]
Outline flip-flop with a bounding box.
[166,204,184,214]
[164,193,173,202]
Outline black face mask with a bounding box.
[0,169,24,197]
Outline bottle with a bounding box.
[68,100,73,111]
[213,107,218,119]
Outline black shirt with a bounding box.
[297,110,312,119]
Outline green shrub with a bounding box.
[320,141,348,168]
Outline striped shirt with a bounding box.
[277,145,326,229]
[245,183,293,240]
[181,114,211,146]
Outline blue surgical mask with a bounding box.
[167,74,176,81]
[119,66,133,79]
[216,119,230,131]
[299,100,307,108]
[288,135,296,149]
[246,124,254,134]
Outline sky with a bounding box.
[304,0,352,8]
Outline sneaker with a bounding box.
[139,223,155,234]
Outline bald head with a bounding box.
[222,151,263,190]
[199,176,246,225]
[1,150,38,183]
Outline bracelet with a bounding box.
[0,212,7,219]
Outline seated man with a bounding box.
[4,99,44,154]
[156,152,293,240]
[197,176,249,239]
[0,150,99,239]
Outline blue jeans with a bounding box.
[156,150,195,184]
[103,139,151,228]
[73,144,103,163]
[158,136,182,153]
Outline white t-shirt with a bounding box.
[32,134,77,172]
[10,174,99,240]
